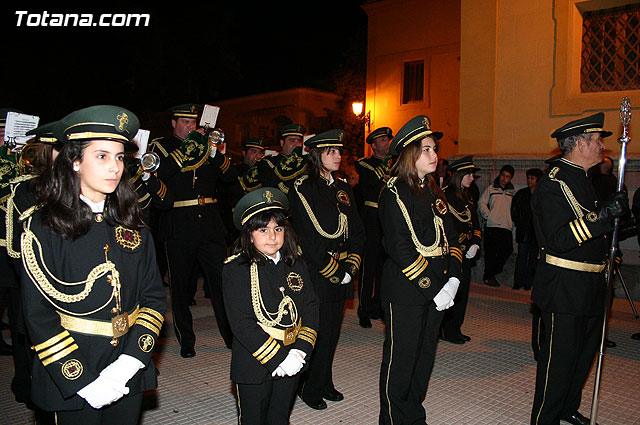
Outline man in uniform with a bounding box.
[530,112,627,425]
[150,104,237,357]
[239,124,307,194]
[237,137,265,177]
[354,127,393,327]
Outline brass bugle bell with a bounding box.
[140,151,160,173]
[208,128,225,146]
[17,142,38,174]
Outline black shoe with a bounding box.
[632,333,640,340]
[483,278,500,287]
[562,411,597,425]
[460,333,471,342]
[189,299,197,306]
[370,311,382,320]
[180,346,196,358]
[322,388,344,402]
[300,396,327,410]
[524,284,532,290]
[359,315,372,328]
[440,335,465,344]
[605,338,616,348]
[512,284,522,290]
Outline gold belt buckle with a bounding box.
[283,326,298,346]
[197,196,205,206]
[111,312,129,337]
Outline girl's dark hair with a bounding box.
[444,170,471,204]
[306,146,343,185]
[36,139,145,239]
[231,209,299,266]
[390,136,444,198]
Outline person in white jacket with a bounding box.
[478,164,516,286]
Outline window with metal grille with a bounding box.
[402,60,424,103]
[581,4,640,93]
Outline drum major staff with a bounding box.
[19,106,166,424]
[530,113,628,425]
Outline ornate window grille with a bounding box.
[402,60,424,103]
[581,4,640,93]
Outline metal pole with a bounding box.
[616,268,639,318]
[590,97,632,425]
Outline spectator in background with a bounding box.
[479,164,516,287]
[435,158,449,187]
[511,168,543,290]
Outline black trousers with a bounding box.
[514,241,537,288]
[358,207,385,318]
[165,238,233,348]
[530,311,602,425]
[236,376,299,425]
[54,392,143,425]
[379,302,445,425]
[299,299,345,400]
[441,259,472,339]
[483,227,513,281]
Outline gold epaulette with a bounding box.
[9,174,37,185]
[224,253,242,264]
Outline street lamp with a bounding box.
[352,101,371,132]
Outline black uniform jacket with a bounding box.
[288,175,365,302]
[150,135,237,242]
[379,177,462,305]
[4,175,39,275]
[131,170,174,224]
[222,253,319,384]
[444,189,482,255]
[20,210,166,411]
[355,155,389,207]
[531,158,611,316]
[241,152,308,195]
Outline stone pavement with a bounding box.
[1,281,639,424]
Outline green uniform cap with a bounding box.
[278,123,306,139]
[550,112,612,140]
[448,155,480,174]
[242,137,266,151]
[233,187,289,230]
[366,127,393,144]
[26,121,59,144]
[304,129,345,149]
[55,105,139,154]
[390,115,443,156]
[169,104,200,119]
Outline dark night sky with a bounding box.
[2,2,368,124]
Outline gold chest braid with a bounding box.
[387,177,447,256]
[21,217,119,317]
[294,175,348,240]
[250,262,298,328]
[548,167,590,219]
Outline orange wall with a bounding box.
[364,0,461,160]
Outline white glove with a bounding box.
[100,354,145,388]
[340,272,352,285]
[443,277,460,299]
[433,277,460,311]
[465,244,479,259]
[209,145,217,158]
[77,374,129,409]
[272,349,306,377]
[141,172,151,181]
